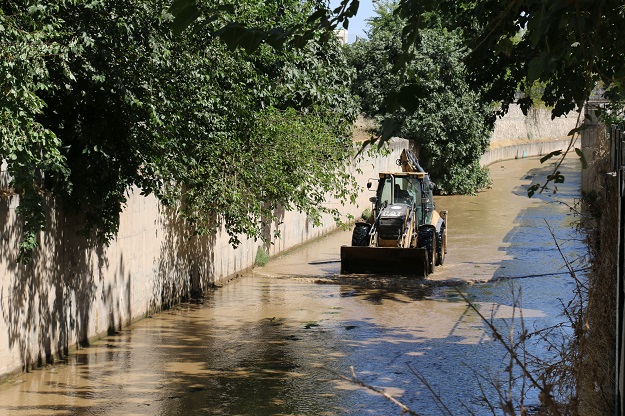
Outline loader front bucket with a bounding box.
[340,246,429,277]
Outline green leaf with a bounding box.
[307,9,326,24]
[527,52,558,84]
[397,83,426,113]
[540,150,562,164]
[527,183,540,198]
[171,2,201,37]
[378,117,399,144]
[169,0,194,16]
[547,171,565,184]
[344,0,360,19]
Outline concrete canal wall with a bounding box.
[482,104,578,167]
[0,140,409,377]
[490,105,577,145]
[480,137,573,167]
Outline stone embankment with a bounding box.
[481,105,578,167]
[490,104,577,146]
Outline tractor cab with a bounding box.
[369,172,435,231]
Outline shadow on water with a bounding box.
[0,294,480,414]
[493,156,585,281]
[0,276,537,415]
[0,273,578,415]
[338,285,434,303]
[427,154,584,284]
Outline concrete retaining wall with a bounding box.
[480,138,573,167]
[0,140,409,377]
[491,105,578,145]
[482,104,579,167]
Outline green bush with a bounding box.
[361,207,372,221]
[255,247,270,267]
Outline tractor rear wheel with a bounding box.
[352,223,372,246]
[418,227,436,274]
[436,224,446,266]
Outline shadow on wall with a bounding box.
[261,203,286,254]
[154,205,216,312]
[0,196,101,370]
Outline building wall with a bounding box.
[0,140,409,377]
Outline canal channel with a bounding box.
[0,155,585,415]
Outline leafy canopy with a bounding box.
[380,0,625,193]
[397,0,625,194]
[395,0,625,117]
[347,0,492,194]
[0,0,358,261]
[171,0,625,119]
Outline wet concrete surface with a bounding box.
[0,156,585,415]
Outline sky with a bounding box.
[330,0,377,43]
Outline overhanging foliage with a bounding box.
[0,0,358,261]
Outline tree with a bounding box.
[0,1,71,260]
[389,0,625,194]
[397,0,625,117]
[172,0,625,120]
[342,0,624,193]
[347,1,492,194]
[0,0,358,260]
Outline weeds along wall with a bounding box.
[0,141,409,378]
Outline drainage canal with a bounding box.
[0,155,584,415]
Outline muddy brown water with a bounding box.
[0,156,584,415]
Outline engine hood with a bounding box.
[379,204,409,219]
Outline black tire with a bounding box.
[418,227,436,274]
[430,233,436,274]
[352,223,372,246]
[436,224,446,266]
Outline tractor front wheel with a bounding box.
[352,223,372,246]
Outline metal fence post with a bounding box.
[614,125,625,415]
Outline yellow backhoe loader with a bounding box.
[340,149,447,277]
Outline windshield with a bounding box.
[377,176,419,207]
